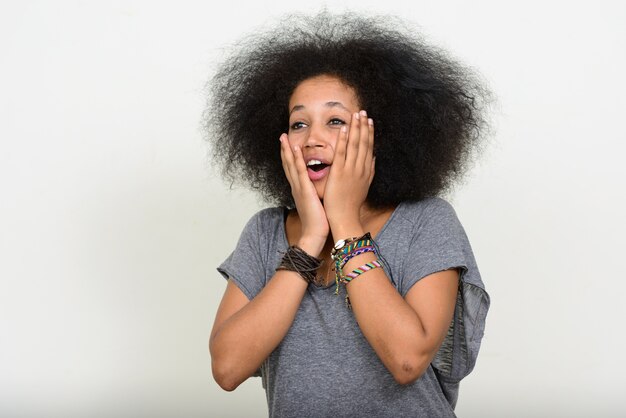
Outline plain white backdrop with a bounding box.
[1,1,625,417]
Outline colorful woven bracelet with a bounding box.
[332,236,375,272]
[336,238,372,259]
[333,244,376,286]
[335,246,375,273]
[341,259,382,283]
[330,232,382,300]
[341,259,382,309]
[331,233,372,259]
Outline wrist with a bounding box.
[325,206,359,228]
[330,223,365,244]
[296,237,325,257]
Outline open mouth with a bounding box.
[306,160,330,172]
[306,159,331,181]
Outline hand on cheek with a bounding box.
[279,133,329,255]
[323,110,376,230]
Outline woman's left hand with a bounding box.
[323,110,375,232]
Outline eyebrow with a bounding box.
[289,101,350,115]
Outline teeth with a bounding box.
[307,159,323,167]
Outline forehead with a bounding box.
[288,75,359,109]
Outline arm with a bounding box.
[209,270,308,391]
[332,223,459,385]
[210,133,328,392]
[323,111,458,384]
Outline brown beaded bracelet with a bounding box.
[276,245,323,284]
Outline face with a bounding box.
[287,74,361,199]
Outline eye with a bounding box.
[328,118,346,126]
[289,121,306,130]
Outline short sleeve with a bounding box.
[400,198,490,386]
[217,212,267,301]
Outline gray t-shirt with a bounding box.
[217,197,490,418]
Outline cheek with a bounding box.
[328,136,339,154]
[287,133,305,148]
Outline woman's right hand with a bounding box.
[280,133,329,256]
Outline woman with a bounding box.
[206,11,491,417]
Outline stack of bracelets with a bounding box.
[330,232,381,307]
[276,232,381,308]
[276,245,323,285]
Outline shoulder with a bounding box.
[252,206,285,223]
[235,207,288,260]
[242,206,286,232]
[397,197,459,228]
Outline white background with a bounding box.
[1,1,625,417]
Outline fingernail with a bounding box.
[368,118,373,126]
[341,126,347,132]
[355,112,360,120]
[294,145,299,151]
[360,110,367,117]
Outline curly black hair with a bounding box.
[203,10,492,208]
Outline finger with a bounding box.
[279,134,290,178]
[280,134,300,190]
[345,112,361,166]
[292,144,311,185]
[368,156,376,184]
[280,134,293,178]
[355,110,370,170]
[333,125,349,168]
[365,117,374,164]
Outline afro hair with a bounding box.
[203,10,492,208]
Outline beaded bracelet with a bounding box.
[276,245,322,284]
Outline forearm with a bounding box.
[210,270,308,390]
[346,260,430,383]
[331,224,429,384]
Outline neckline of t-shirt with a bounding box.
[279,201,404,290]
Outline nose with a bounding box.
[304,124,328,149]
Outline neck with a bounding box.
[319,203,395,248]
[359,203,377,222]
